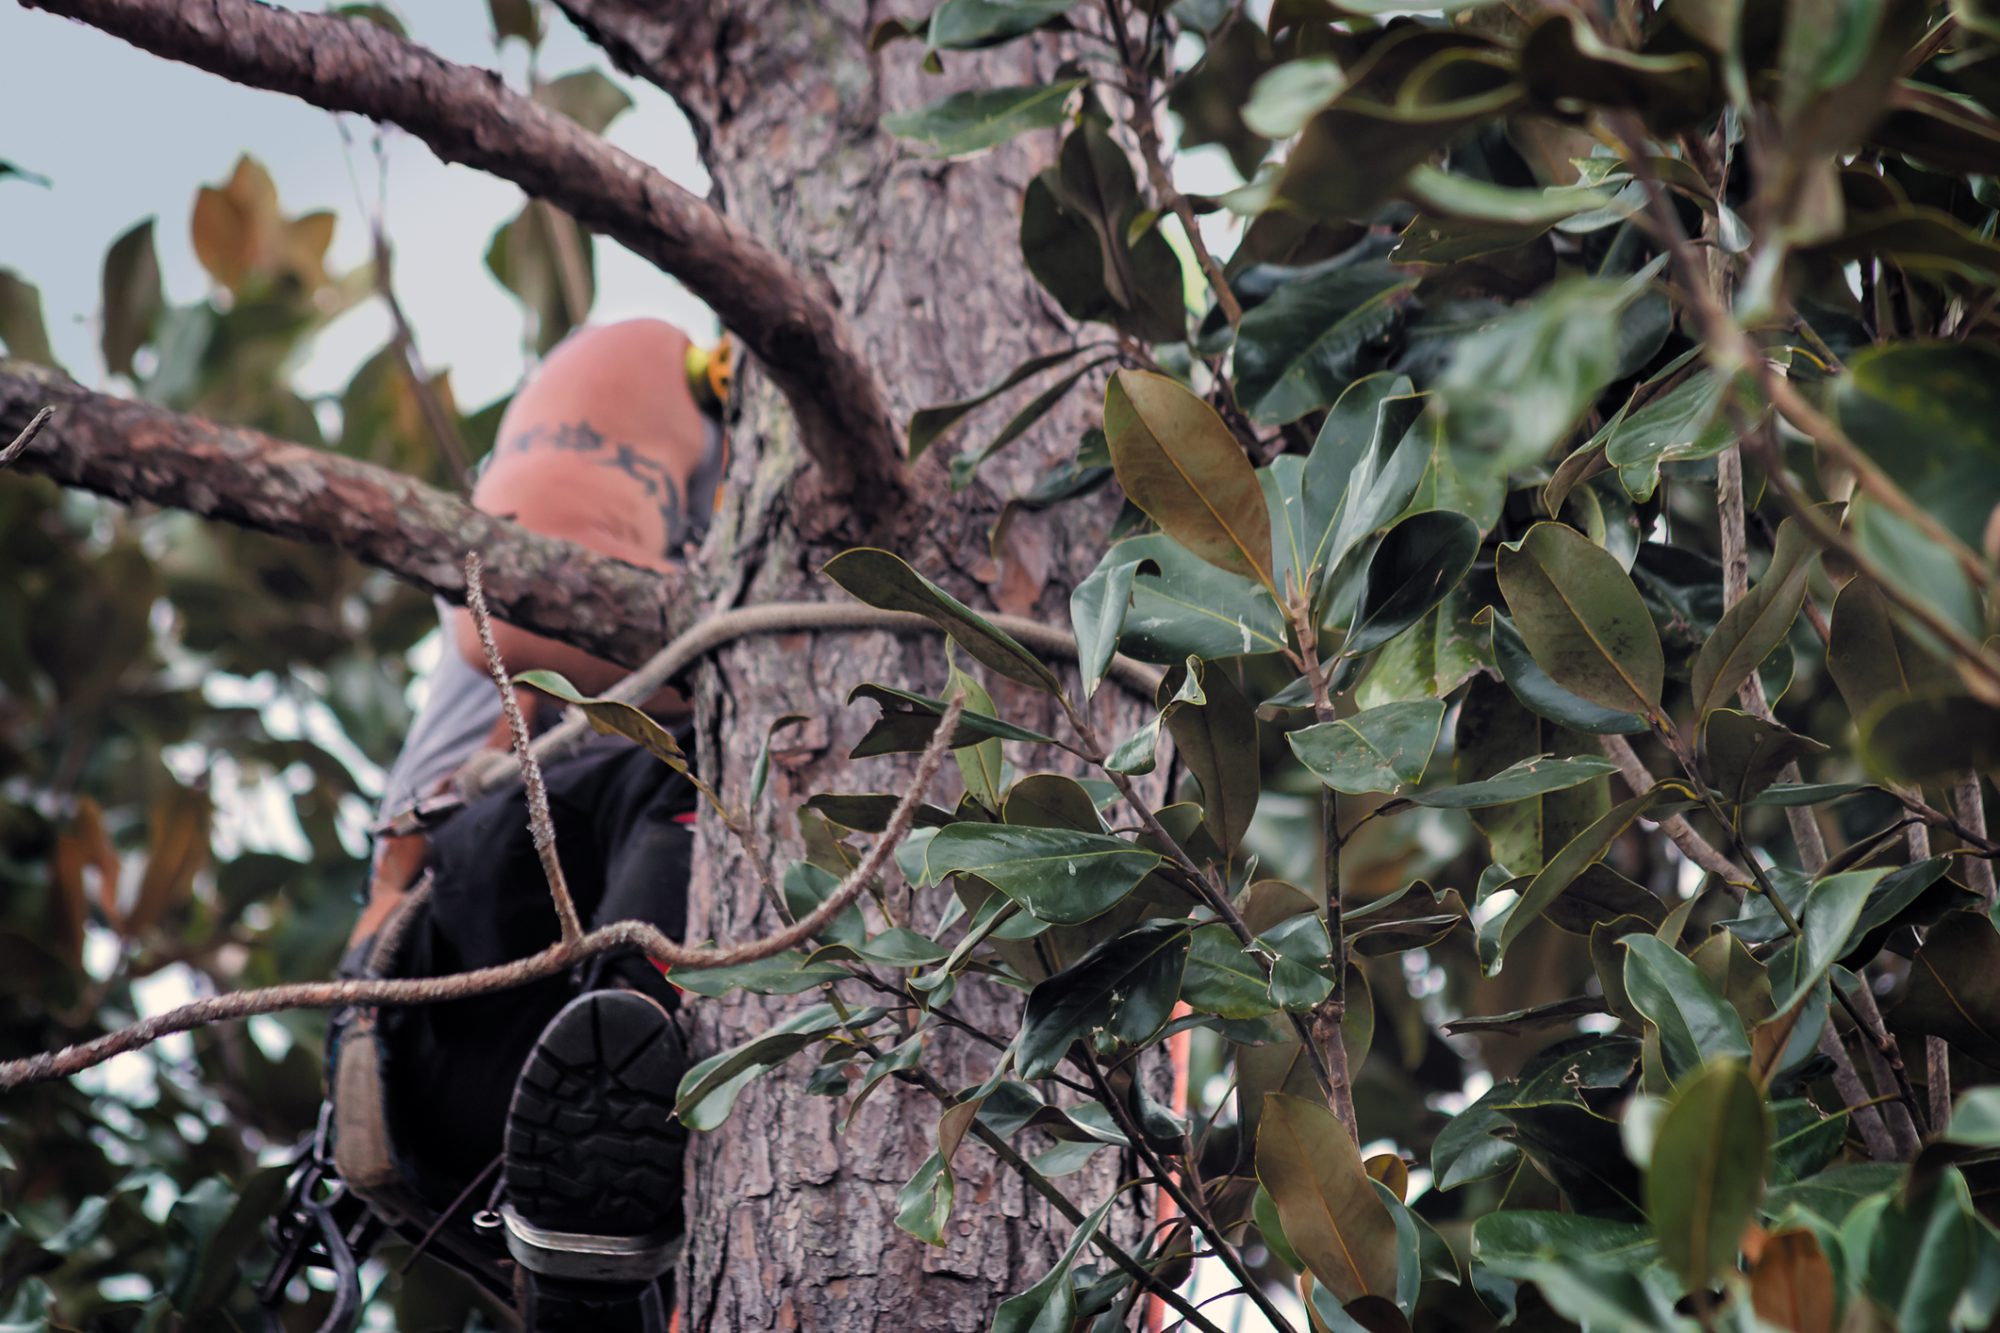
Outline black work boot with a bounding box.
[500,989,688,1332]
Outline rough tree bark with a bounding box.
[573,4,1155,1327]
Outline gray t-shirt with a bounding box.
[379,607,502,819]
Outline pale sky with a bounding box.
[1,1,718,410]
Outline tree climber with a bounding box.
[299,319,731,1333]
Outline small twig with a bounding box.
[1716,435,1828,874]
[1955,776,1996,909]
[1820,1022,1899,1160]
[377,232,473,485]
[904,1064,1231,1333]
[0,693,965,1091]
[0,405,52,467]
[1845,981,1924,1152]
[1595,734,1747,884]
[1078,1052,1301,1333]
[465,551,584,946]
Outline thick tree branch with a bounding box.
[23,0,907,512]
[0,363,680,666]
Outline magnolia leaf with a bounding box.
[1644,1059,1767,1292]
[1702,710,1829,808]
[1410,754,1620,809]
[990,1193,1117,1333]
[1900,911,2000,1066]
[1016,921,1189,1077]
[909,346,1090,459]
[1233,260,1417,425]
[1749,1230,1838,1333]
[1111,534,1291,662]
[1826,575,1955,716]
[675,1005,846,1130]
[884,80,1086,159]
[824,548,1061,693]
[1689,517,1819,720]
[928,0,1076,50]
[100,218,163,379]
[1346,509,1480,658]
[1104,369,1275,588]
[1257,1093,1402,1304]
[1623,934,1752,1081]
[1288,700,1445,795]
[1160,659,1260,853]
[1834,340,2000,549]
[1497,522,1664,720]
[921,825,1162,925]
[895,1151,956,1246]
[1497,784,1684,959]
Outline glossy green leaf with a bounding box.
[1181,923,1275,1019]
[533,69,633,135]
[1242,57,1347,138]
[1288,700,1446,795]
[1105,369,1274,587]
[1826,575,1955,717]
[1602,369,1734,501]
[1498,522,1664,720]
[1644,1059,1767,1291]
[884,80,1086,158]
[1766,869,1878,1014]
[1864,1167,1983,1331]
[1703,710,1829,808]
[1015,921,1189,1077]
[1432,1081,1524,1191]
[1275,49,1524,223]
[1623,935,1752,1081]
[1471,1211,1659,1271]
[824,548,1061,693]
[1233,261,1417,425]
[1438,274,1651,478]
[0,270,55,367]
[1346,510,1480,658]
[1521,11,1714,128]
[516,669,694,775]
[1257,1093,1402,1304]
[947,358,1107,491]
[1498,785,1684,958]
[100,218,163,380]
[1834,341,2000,548]
[1412,754,1620,809]
[1900,911,2000,1067]
[1160,659,1260,853]
[847,682,1057,757]
[1068,540,1143,699]
[1109,533,1291,662]
[1689,517,1819,720]
[948,662,1007,809]
[1487,611,1649,734]
[928,0,1075,49]
[896,1151,956,1246]
[921,825,1162,925]
[1859,690,2000,785]
[675,1005,846,1130]
[908,347,1091,459]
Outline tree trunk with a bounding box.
[631,5,1149,1327]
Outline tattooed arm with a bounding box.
[449,319,711,703]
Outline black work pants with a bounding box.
[373,741,696,1204]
